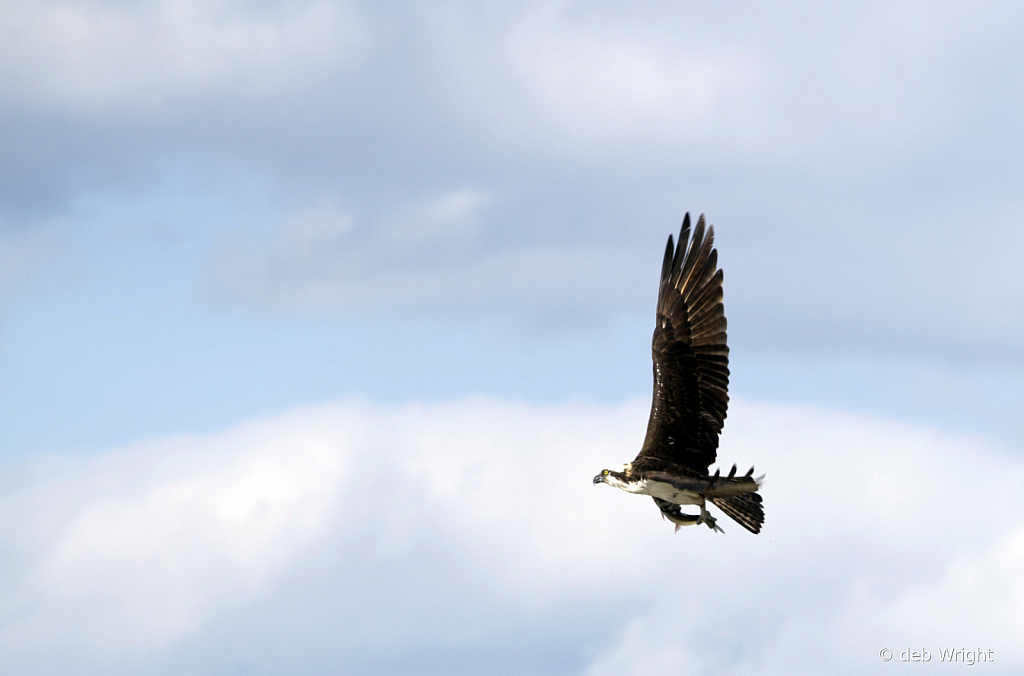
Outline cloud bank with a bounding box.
[3,0,1022,366]
[0,398,1020,674]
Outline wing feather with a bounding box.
[635,213,730,471]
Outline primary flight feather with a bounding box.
[593,213,764,534]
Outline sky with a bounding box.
[0,0,1022,674]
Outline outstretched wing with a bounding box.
[634,213,730,472]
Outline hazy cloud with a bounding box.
[0,228,62,311]
[204,189,651,319]
[202,186,1024,369]
[0,0,367,111]
[427,1,1024,167]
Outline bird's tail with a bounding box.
[710,492,764,534]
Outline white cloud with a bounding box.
[0,0,366,110]
[0,406,350,657]
[0,397,1021,673]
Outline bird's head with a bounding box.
[593,463,630,486]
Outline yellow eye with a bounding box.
[603,470,609,475]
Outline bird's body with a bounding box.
[594,214,764,534]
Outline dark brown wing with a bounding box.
[634,213,730,472]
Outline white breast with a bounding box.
[608,476,703,506]
[640,479,704,506]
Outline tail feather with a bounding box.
[710,492,764,534]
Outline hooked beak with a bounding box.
[593,474,606,485]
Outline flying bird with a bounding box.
[593,214,764,534]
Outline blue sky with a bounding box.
[1,1,1023,674]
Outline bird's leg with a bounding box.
[656,498,723,534]
[696,502,724,534]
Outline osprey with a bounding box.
[594,214,764,534]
